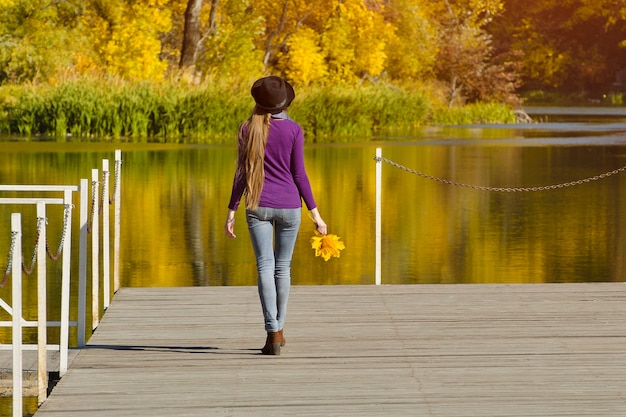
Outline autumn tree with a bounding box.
[383,0,437,83]
[278,27,327,85]
[9,0,626,104]
[489,0,626,94]
[321,0,391,83]
[193,0,265,82]
[250,0,394,85]
[429,0,521,106]
[0,0,82,83]
[76,0,173,81]
[179,0,221,73]
[179,0,204,69]
[252,0,331,80]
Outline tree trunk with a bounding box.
[264,0,290,70]
[179,0,204,69]
[207,0,218,36]
[448,74,460,109]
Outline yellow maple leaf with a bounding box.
[310,231,346,261]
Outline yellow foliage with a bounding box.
[344,0,389,77]
[321,13,357,83]
[317,0,392,82]
[384,0,437,80]
[78,0,172,82]
[196,1,265,81]
[278,27,327,85]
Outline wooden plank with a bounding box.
[24,284,626,416]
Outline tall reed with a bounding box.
[0,77,515,142]
[431,102,516,125]
[290,84,430,140]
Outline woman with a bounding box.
[225,76,327,356]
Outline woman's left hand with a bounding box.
[225,210,237,238]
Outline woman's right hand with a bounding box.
[309,208,327,235]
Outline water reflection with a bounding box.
[119,143,380,287]
[2,117,626,417]
[0,125,622,294]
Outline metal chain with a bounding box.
[0,205,72,287]
[46,204,71,261]
[374,156,626,192]
[0,231,18,288]
[100,170,109,213]
[110,159,122,204]
[22,217,44,275]
[87,180,98,233]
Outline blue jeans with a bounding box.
[246,207,302,332]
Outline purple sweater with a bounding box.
[228,117,317,211]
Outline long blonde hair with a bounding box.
[236,108,271,210]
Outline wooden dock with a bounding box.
[0,350,80,397]
[32,283,626,416]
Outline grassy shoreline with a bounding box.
[0,78,516,143]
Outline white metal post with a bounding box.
[78,179,88,347]
[102,160,110,309]
[375,148,382,285]
[59,190,73,376]
[91,169,100,331]
[102,159,111,310]
[12,213,22,417]
[36,202,47,404]
[113,150,122,292]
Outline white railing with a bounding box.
[10,213,22,417]
[375,148,382,286]
[91,151,123,328]
[0,186,83,389]
[1,150,122,416]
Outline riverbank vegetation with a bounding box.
[0,76,516,141]
[0,0,624,141]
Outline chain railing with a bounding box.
[0,231,18,288]
[373,148,626,286]
[46,204,72,261]
[87,179,99,233]
[0,202,74,289]
[111,157,121,204]
[21,217,43,275]
[374,156,626,192]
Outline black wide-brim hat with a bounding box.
[251,76,295,113]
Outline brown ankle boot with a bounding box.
[278,329,286,347]
[261,331,281,355]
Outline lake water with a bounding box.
[0,111,623,294]
[2,107,626,415]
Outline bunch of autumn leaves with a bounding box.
[310,231,345,261]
